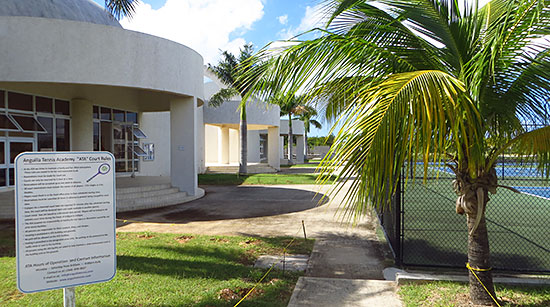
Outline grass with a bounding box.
[0,229,314,306]
[399,281,550,307]
[397,167,550,272]
[199,173,335,185]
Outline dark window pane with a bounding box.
[10,114,47,133]
[38,117,54,151]
[114,144,126,159]
[55,100,70,115]
[36,96,53,113]
[93,106,99,119]
[126,112,137,124]
[0,169,5,187]
[9,168,14,186]
[8,92,33,111]
[0,114,19,131]
[0,90,4,108]
[93,122,100,151]
[101,107,111,121]
[10,142,33,163]
[113,124,126,141]
[56,119,70,151]
[113,109,125,122]
[133,145,147,157]
[0,141,4,164]
[115,161,127,172]
[131,127,147,139]
[101,122,111,151]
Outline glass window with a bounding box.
[126,112,137,124]
[130,127,147,139]
[0,141,4,164]
[100,122,111,151]
[9,168,14,186]
[116,161,127,173]
[10,114,47,133]
[0,169,5,187]
[36,96,53,113]
[8,92,33,111]
[133,145,147,157]
[10,142,33,163]
[55,100,70,115]
[100,107,111,121]
[37,117,54,151]
[113,124,126,141]
[113,109,125,122]
[93,106,99,119]
[0,114,20,131]
[0,90,4,108]
[56,119,70,151]
[93,122,100,151]
[114,144,126,159]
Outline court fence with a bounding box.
[377,160,550,273]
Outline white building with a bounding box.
[0,0,204,218]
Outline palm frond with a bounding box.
[318,70,482,221]
[208,88,240,107]
[105,0,139,20]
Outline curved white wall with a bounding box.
[0,16,204,110]
[203,100,280,128]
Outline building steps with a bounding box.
[116,185,189,212]
[205,164,277,174]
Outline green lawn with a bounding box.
[199,173,335,185]
[280,162,320,168]
[398,167,550,272]
[0,230,313,306]
[399,281,550,307]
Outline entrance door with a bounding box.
[5,138,35,187]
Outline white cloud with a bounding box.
[277,14,288,25]
[278,5,324,40]
[120,0,264,65]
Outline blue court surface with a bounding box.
[514,186,550,199]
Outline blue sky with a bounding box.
[93,0,330,136]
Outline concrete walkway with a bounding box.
[116,182,403,306]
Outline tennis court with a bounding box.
[396,165,550,272]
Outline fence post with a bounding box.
[395,174,403,266]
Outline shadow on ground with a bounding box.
[117,185,328,226]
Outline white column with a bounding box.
[268,127,280,170]
[296,135,305,163]
[70,99,93,151]
[218,127,230,164]
[170,97,197,196]
[280,136,285,159]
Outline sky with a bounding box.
[93,0,330,136]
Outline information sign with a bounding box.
[15,152,116,293]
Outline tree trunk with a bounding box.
[239,105,247,174]
[467,207,496,305]
[304,130,308,162]
[454,168,498,305]
[288,114,293,165]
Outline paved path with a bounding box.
[117,182,403,306]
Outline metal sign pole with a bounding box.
[64,287,75,307]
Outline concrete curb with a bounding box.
[395,272,550,286]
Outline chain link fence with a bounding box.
[378,160,550,273]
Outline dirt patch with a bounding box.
[218,287,265,301]
[209,238,229,243]
[175,235,194,243]
[136,233,155,239]
[239,239,261,247]
[238,251,256,266]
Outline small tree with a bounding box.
[104,0,139,19]
[297,105,322,159]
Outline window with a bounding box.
[36,96,53,113]
[93,105,99,119]
[113,109,125,122]
[37,117,54,151]
[8,92,32,111]
[55,100,70,116]
[10,114,47,133]
[126,112,137,124]
[56,119,70,151]
[130,127,147,139]
[100,107,111,121]
[0,114,19,131]
[93,122,100,151]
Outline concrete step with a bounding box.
[117,183,172,195]
[116,187,180,200]
[117,191,189,212]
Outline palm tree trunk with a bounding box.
[467,206,496,305]
[288,114,293,165]
[239,104,247,174]
[304,130,308,162]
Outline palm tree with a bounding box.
[297,105,322,159]
[208,44,255,174]
[104,0,139,19]
[241,0,550,304]
[272,94,307,165]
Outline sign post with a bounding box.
[14,152,116,302]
